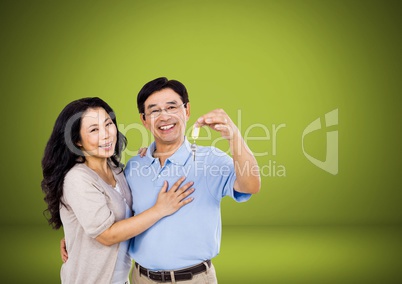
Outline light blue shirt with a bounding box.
[124,138,251,270]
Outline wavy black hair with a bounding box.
[41,97,127,229]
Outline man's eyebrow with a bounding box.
[146,100,179,109]
[147,104,157,109]
[166,101,179,105]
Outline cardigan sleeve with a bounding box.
[63,167,115,238]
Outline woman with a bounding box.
[41,97,194,284]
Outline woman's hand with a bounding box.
[95,177,195,246]
[138,147,148,157]
[154,177,194,217]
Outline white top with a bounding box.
[112,183,132,284]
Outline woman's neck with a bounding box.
[85,157,116,187]
[85,156,108,172]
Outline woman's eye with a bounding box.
[106,122,113,126]
[90,128,98,133]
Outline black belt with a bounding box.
[135,260,211,282]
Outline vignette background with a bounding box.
[1,0,401,283]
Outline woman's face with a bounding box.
[78,107,117,159]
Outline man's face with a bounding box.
[141,88,190,146]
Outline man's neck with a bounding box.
[153,138,185,167]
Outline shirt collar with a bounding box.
[143,137,192,167]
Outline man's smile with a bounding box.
[158,123,175,131]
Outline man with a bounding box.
[125,77,260,283]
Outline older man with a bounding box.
[125,77,260,284]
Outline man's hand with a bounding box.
[196,108,260,194]
[60,238,68,262]
[195,109,239,141]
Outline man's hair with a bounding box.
[137,77,189,119]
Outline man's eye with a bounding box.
[150,109,161,114]
[167,106,177,110]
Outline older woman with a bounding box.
[41,97,194,283]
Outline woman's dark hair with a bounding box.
[137,77,189,119]
[41,97,127,229]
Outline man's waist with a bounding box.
[135,260,211,282]
[130,240,219,270]
[131,257,213,271]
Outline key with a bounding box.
[191,125,199,161]
[191,143,196,161]
[191,125,200,140]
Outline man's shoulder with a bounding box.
[126,154,143,162]
[124,154,149,171]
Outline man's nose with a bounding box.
[159,109,172,118]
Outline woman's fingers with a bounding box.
[137,147,148,157]
[179,195,194,206]
[170,176,186,192]
[160,177,195,206]
[177,187,195,201]
[158,181,168,194]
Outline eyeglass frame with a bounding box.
[142,102,187,118]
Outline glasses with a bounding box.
[143,103,186,118]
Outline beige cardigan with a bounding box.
[60,163,133,284]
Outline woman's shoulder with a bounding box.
[65,163,98,183]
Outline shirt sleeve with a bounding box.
[205,147,251,203]
[63,168,115,238]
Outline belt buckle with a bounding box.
[146,269,150,279]
[147,269,166,282]
[160,271,166,282]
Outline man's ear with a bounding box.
[140,114,149,129]
[185,102,191,122]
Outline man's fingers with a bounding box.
[196,109,229,126]
[62,252,68,262]
[60,238,67,262]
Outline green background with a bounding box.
[1,0,401,283]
